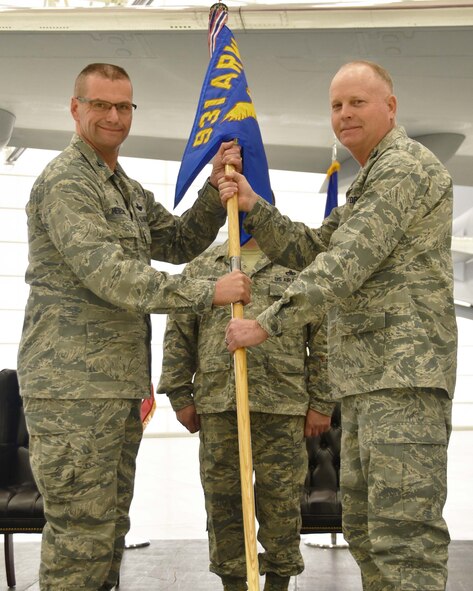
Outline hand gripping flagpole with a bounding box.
[208,3,260,589]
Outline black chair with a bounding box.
[300,403,344,547]
[0,368,45,588]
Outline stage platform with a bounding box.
[1,538,472,590]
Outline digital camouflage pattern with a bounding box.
[157,241,332,417]
[23,397,142,591]
[341,387,452,590]
[242,125,456,590]
[158,243,332,588]
[245,126,457,401]
[18,134,226,400]
[17,133,226,590]
[199,412,307,585]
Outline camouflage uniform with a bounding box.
[243,127,457,590]
[18,134,226,591]
[157,242,332,590]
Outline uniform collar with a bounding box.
[70,134,127,181]
[212,241,272,274]
[366,125,407,164]
[346,126,408,198]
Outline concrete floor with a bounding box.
[2,538,472,591]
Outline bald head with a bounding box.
[330,61,397,166]
[334,61,394,93]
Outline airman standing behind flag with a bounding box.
[219,60,457,591]
[158,237,332,591]
[174,6,277,590]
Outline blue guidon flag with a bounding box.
[324,159,340,218]
[174,3,273,245]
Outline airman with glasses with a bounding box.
[19,62,248,591]
[71,69,140,170]
[75,96,137,114]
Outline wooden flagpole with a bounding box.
[226,164,260,591]
[207,3,259,586]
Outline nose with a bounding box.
[105,106,120,121]
[339,103,352,119]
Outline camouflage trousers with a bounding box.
[23,397,143,591]
[340,388,452,591]
[199,411,307,588]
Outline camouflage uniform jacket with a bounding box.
[245,126,457,399]
[18,134,226,400]
[157,242,333,416]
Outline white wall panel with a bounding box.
[0,310,25,344]
[0,243,28,276]
[0,277,29,310]
[0,209,27,243]
[0,344,20,371]
[0,175,34,208]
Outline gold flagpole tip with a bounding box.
[209,2,228,16]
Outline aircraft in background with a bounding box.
[1,0,473,303]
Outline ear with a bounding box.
[70,97,80,122]
[387,94,397,121]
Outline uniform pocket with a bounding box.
[198,356,232,394]
[56,531,110,560]
[267,353,305,374]
[105,216,137,239]
[368,422,448,521]
[34,430,112,504]
[268,282,288,297]
[106,215,142,257]
[85,319,147,382]
[331,311,386,378]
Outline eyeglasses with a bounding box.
[75,97,137,114]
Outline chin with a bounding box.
[339,138,357,151]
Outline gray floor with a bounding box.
[1,538,472,591]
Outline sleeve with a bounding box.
[156,262,199,411]
[243,197,339,270]
[41,174,221,315]
[255,154,430,335]
[156,311,199,411]
[306,317,334,417]
[146,180,227,263]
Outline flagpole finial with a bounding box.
[209,2,228,18]
[208,2,229,57]
[331,138,338,163]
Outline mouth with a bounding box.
[100,127,123,133]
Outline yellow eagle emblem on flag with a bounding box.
[222,100,257,122]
